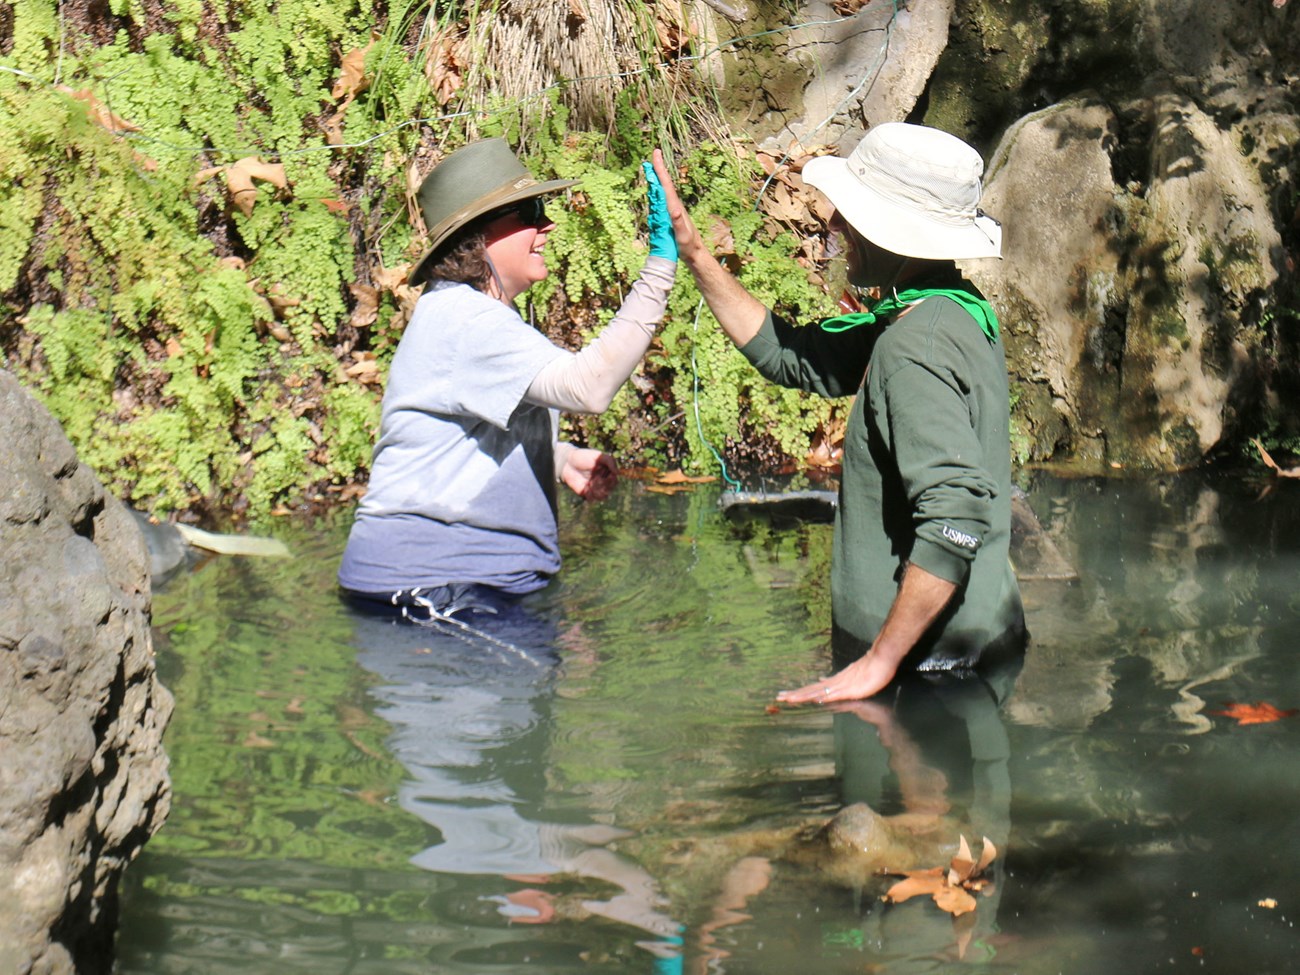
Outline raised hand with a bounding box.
[642,161,677,261]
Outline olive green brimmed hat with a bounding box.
[408,138,580,285]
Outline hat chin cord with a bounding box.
[483,253,512,306]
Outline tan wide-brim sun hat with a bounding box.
[409,138,580,285]
[802,122,1002,261]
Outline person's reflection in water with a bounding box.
[347,592,683,967]
[695,645,1023,972]
[831,650,1022,965]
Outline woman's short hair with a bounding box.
[418,226,491,290]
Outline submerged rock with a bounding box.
[0,370,172,975]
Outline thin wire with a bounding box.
[9,11,876,163]
[754,1,899,205]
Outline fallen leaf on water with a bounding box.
[656,469,717,485]
[644,483,694,495]
[1259,898,1278,909]
[764,704,781,715]
[881,867,944,905]
[1252,439,1300,478]
[883,835,997,920]
[1209,701,1298,725]
[933,884,978,917]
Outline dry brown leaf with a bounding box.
[933,885,978,916]
[653,0,692,55]
[345,359,379,380]
[704,215,736,257]
[193,165,225,187]
[321,110,346,147]
[656,469,717,485]
[165,337,183,358]
[883,868,944,904]
[975,836,998,874]
[332,35,375,102]
[59,85,140,134]
[1253,439,1300,478]
[265,289,301,319]
[225,157,289,217]
[761,181,810,224]
[422,26,466,106]
[348,283,380,330]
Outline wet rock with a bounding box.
[969,93,1285,469]
[0,370,172,975]
[779,803,957,888]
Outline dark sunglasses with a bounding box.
[504,197,550,229]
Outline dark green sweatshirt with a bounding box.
[740,288,1024,669]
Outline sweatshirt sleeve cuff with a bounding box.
[908,536,972,586]
[642,255,678,278]
[737,309,779,367]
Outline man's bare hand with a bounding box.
[650,148,707,266]
[776,651,900,705]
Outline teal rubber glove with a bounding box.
[643,161,678,261]
[650,933,683,975]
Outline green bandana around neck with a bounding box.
[818,286,1000,343]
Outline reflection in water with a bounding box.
[349,597,684,960]
[115,474,1300,975]
[679,660,1024,972]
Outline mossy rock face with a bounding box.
[923,0,1144,154]
[971,93,1285,472]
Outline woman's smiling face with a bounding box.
[482,200,555,301]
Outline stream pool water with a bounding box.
[115,472,1300,975]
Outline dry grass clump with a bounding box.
[415,0,720,145]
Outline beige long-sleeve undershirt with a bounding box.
[524,256,675,415]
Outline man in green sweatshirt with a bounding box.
[652,123,1026,703]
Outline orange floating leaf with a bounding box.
[655,469,716,485]
[883,867,944,905]
[1253,439,1300,478]
[933,884,978,917]
[948,835,976,884]
[1210,701,1298,725]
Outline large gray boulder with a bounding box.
[0,370,172,975]
[968,94,1285,468]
